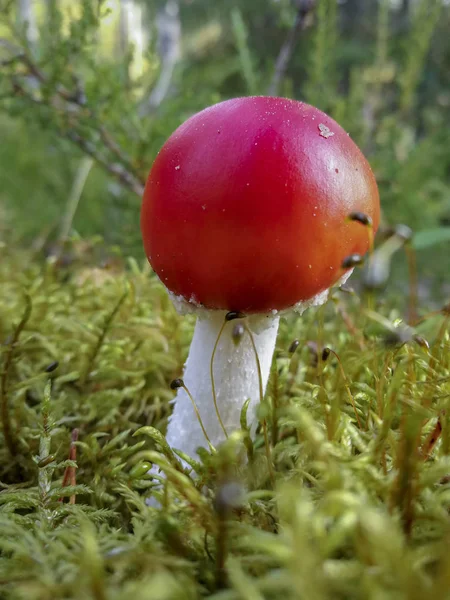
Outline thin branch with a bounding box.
[97,124,137,177]
[139,0,181,116]
[0,38,24,55]
[1,38,145,196]
[67,131,144,196]
[0,55,24,68]
[267,1,316,96]
[0,38,45,82]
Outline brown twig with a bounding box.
[60,428,79,504]
[267,1,316,96]
[10,77,144,195]
[67,130,144,196]
[421,415,443,461]
[405,244,418,326]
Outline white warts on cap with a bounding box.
[318,124,334,139]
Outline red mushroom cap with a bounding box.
[141,96,380,313]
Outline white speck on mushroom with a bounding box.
[309,264,312,269]
[175,165,181,170]
[318,124,334,139]
[202,205,206,210]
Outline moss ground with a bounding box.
[0,240,449,600]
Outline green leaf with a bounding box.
[412,227,450,250]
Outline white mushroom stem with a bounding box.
[165,311,279,459]
[162,270,353,464]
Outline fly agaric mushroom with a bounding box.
[141,96,379,460]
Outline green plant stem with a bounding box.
[80,286,128,385]
[38,381,53,502]
[1,294,31,459]
[58,156,94,246]
[329,349,362,429]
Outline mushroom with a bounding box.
[141,96,380,460]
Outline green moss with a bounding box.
[0,241,449,599]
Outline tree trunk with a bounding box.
[17,0,38,47]
[119,0,147,82]
[139,1,181,115]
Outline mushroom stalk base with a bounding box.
[165,311,280,460]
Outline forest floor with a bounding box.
[0,239,449,600]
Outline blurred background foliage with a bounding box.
[0,0,449,292]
